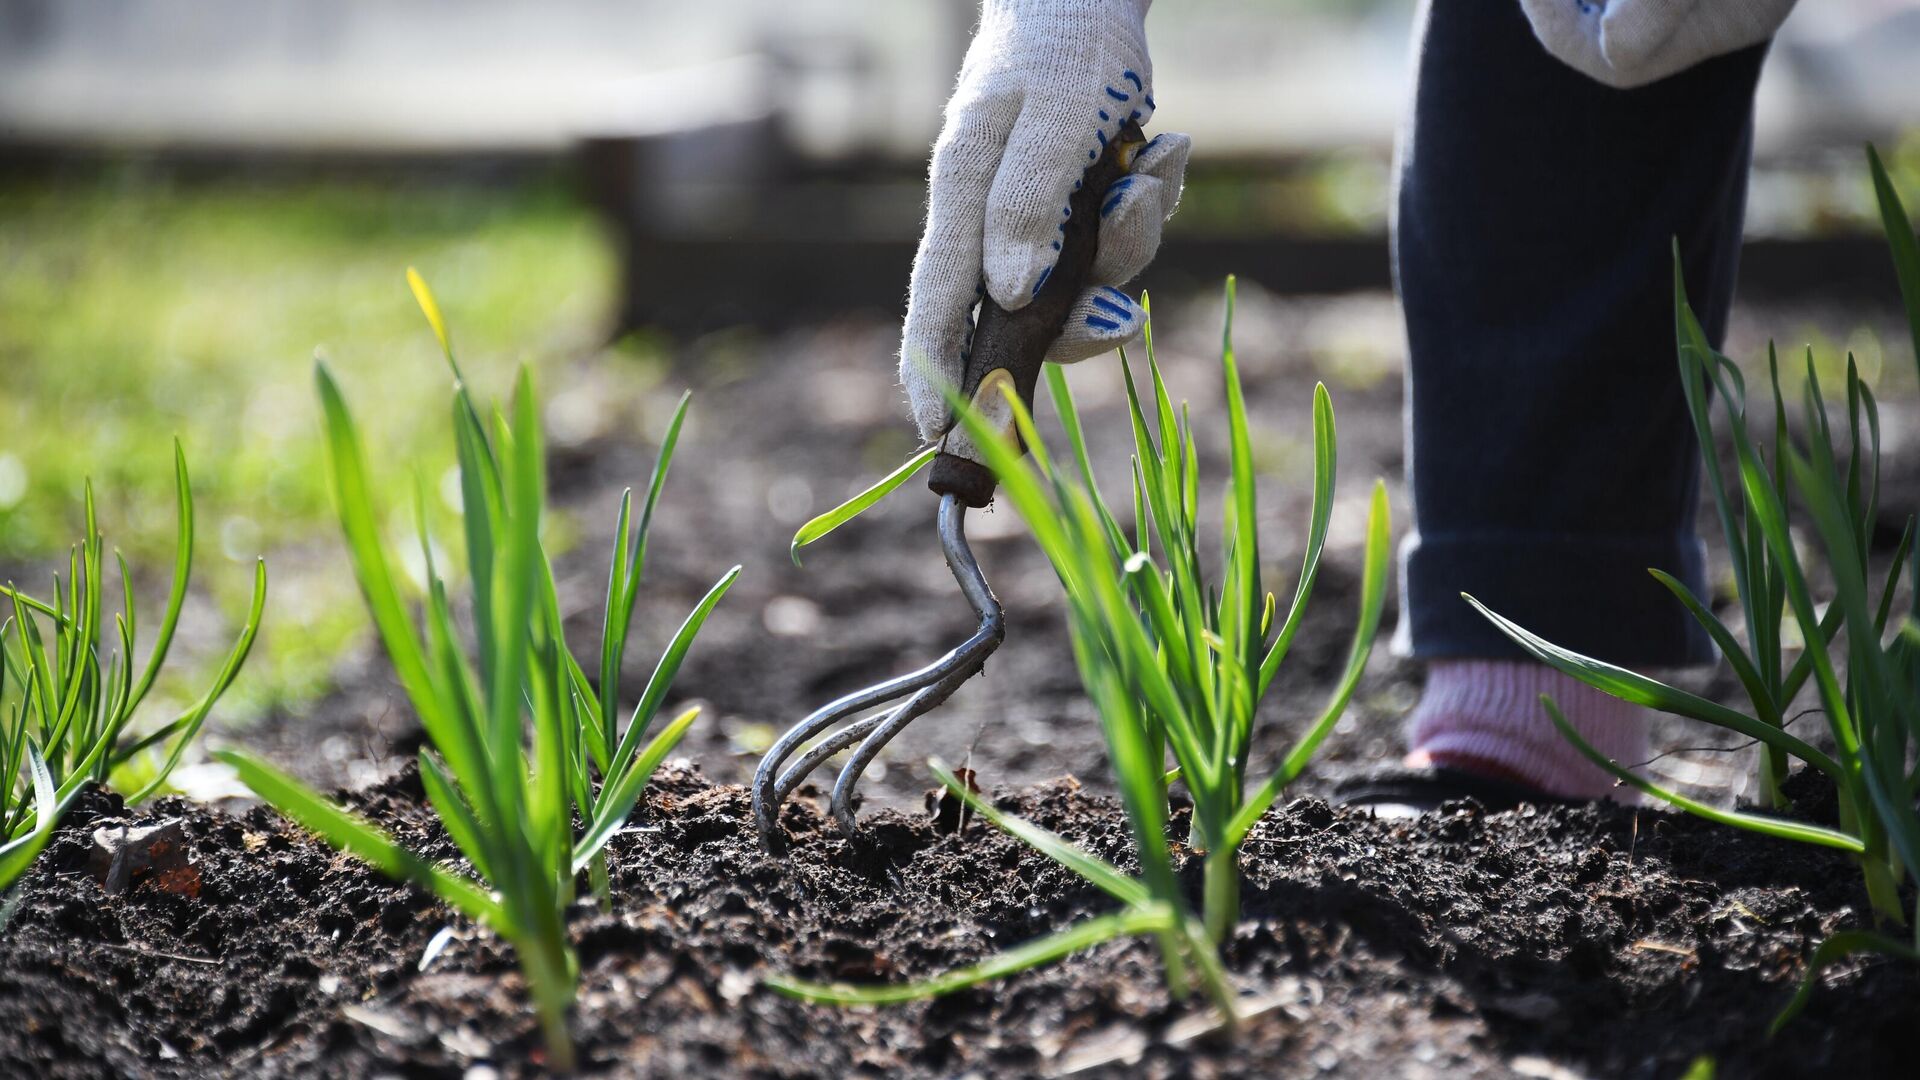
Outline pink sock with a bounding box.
[1405,660,1646,802]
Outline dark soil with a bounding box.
[2,760,1913,1078]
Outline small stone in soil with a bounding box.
[89,818,189,896]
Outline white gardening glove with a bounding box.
[1520,0,1798,89]
[899,0,1191,443]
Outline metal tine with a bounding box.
[752,643,961,844]
[753,495,1004,847]
[828,658,980,833]
[773,713,889,797]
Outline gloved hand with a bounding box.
[899,0,1191,443]
[1520,0,1798,89]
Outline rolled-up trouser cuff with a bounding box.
[1393,529,1716,668]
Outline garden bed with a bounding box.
[6,277,1918,1078]
[2,761,1910,1078]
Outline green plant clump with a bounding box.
[1,449,265,899]
[1468,146,1920,1030]
[774,280,1390,1020]
[219,272,738,1068]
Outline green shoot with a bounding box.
[789,445,938,565]
[1470,146,1920,1028]
[1536,696,1862,853]
[775,279,1391,1019]
[769,904,1181,1005]
[1672,240,1809,808]
[223,272,737,1068]
[1,447,266,898]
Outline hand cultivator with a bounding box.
[753,121,1151,848]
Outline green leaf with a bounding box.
[482,367,545,813]
[1045,364,1127,558]
[573,705,700,873]
[927,758,1149,908]
[452,390,502,686]
[1781,445,1920,882]
[1673,248,1754,637]
[1219,276,1261,687]
[606,567,739,783]
[765,905,1175,1005]
[1258,383,1336,697]
[0,742,58,891]
[126,558,267,803]
[122,441,194,721]
[607,391,693,737]
[1769,929,1920,1035]
[596,488,636,758]
[316,363,461,769]
[411,572,493,825]
[1648,568,1783,731]
[1866,146,1920,380]
[216,750,508,931]
[789,446,937,566]
[1231,479,1390,846]
[953,381,1186,903]
[418,749,497,883]
[1732,441,1868,783]
[527,635,572,888]
[0,584,63,625]
[1465,594,1846,783]
[1538,697,1863,853]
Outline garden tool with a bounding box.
[753,121,1150,848]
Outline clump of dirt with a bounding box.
[1,761,1909,1078]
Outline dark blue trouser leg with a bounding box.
[1392,0,1768,667]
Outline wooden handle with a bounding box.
[928,121,1147,508]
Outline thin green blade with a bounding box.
[1537,697,1862,853]
[573,705,700,873]
[1231,479,1390,846]
[1866,146,1920,378]
[126,558,267,803]
[927,758,1149,908]
[765,905,1174,1005]
[1465,594,1846,783]
[789,446,937,566]
[216,749,509,932]
[607,566,739,781]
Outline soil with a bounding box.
[5,288,1919,1077]
[3,761,1913,1079]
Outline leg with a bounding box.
[1389,0,1768,797]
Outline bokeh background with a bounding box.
[3,0,1919,807]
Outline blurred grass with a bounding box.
[0,166,624,720]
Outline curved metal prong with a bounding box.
[772,713,889,799]
[753,665,942,839]
[753,495,1004,848]
[828,644,988,834]
[751,625,985,845]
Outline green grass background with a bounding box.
[0,167,635,725]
